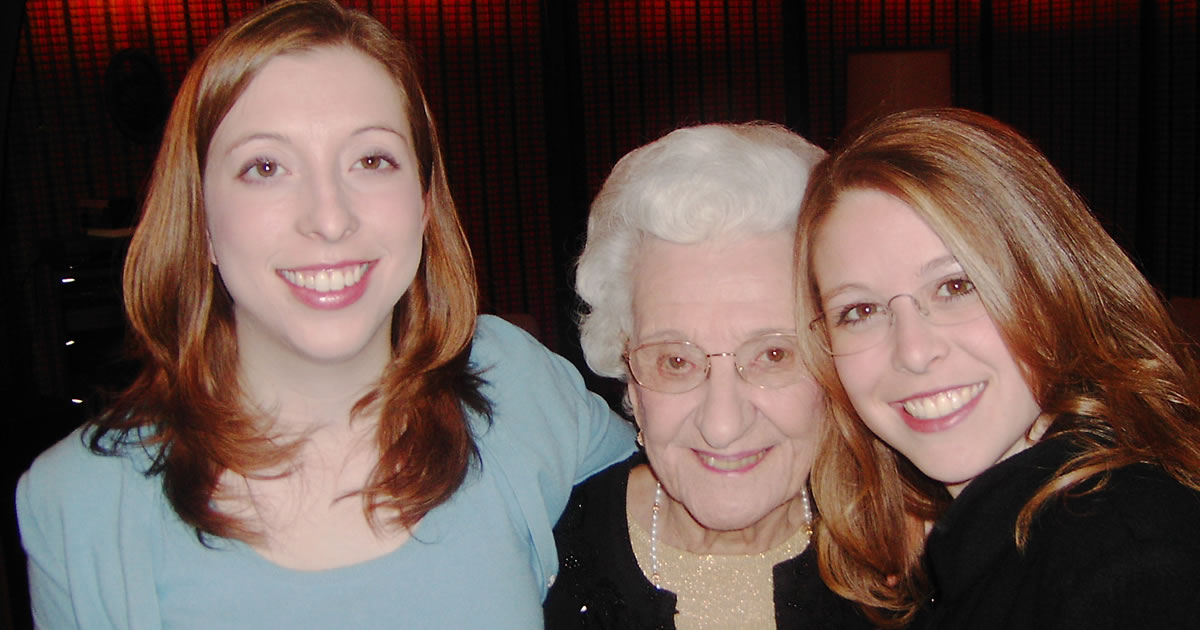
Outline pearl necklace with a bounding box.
[648,481,812,589]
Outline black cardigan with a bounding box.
[543,454,872,629]
[912,436,1200,629]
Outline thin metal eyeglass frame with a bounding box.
[809,289,988,357]
[623,332,803,394]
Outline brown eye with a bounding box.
[935,276,977,300]
[837,302,884,326]
[253,159,278,178]
[660,355,693,373]
[763,346,792,363]
[357,154,397,170]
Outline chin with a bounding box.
[291,320,392,362]
[687,501,770,533]
[910,452,990,489]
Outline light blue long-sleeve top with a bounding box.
[17,315,635,629]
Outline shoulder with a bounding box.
[471,314,544,365]
[466,316,634,599]
[1028,465,1200,624]
[468,315,577,449]
[18,426,157,520]
[774,547,874,629]
[18,426,163,545]
[555,455,639,540]
[467,314,632,470]
[469,315,590,425]
[1036,464,1200,551]
[17,427,171,627]
[546,455,671,628]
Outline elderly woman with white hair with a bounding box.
[543,123,870,629]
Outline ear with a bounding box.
[206,231,218,265]
[626,380,645,433]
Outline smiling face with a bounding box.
[811,188,1043,496]
[203,46,426,370]
[628,232,823,531]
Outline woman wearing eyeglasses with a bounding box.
[796,108,1200,629]
[543,123,871,629]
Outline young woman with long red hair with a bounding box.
[796,108,1200,629]
[17,2,632,627]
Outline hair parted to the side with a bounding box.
[794,107,1200,627]
[91,0,488,542]
[576,122,826,383]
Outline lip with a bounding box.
[277,260,374,311]
[692,447,771,473]
[893,382,985,434]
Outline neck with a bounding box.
[235,334,391,436]
[650,477,811,556]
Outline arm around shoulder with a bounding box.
[474,315,635,487]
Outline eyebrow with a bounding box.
[819,255,964,303]
[632,327,795,347]
[221,125,412,157]
[920,254,962,276]
[223,132,288,156]
[352,125,410,143]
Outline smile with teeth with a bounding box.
[902,383,985,420]
[698,449,768,471]
[280,263,369,293]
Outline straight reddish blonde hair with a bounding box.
[795,108,1200,626]
[92,0,488,542]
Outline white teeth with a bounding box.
[282,263,368,293]
[701,450,766,471]
[902,383,984,420]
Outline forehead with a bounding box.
[630,232,796,338]
[215,45,411,140]
[812,188,954,291]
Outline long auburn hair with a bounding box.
[795,108,1200,626]
[91,0,489,542]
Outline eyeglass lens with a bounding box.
[627,333,804,393]
[816,274,986,356]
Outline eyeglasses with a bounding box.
[809,274,988,356]
[624,332,805,394]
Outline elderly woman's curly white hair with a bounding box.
[575,122,826,382]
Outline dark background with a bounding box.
[0,1,1196,627]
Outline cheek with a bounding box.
[633,389,696,444]
[832,354,878,402]
[206,213,266,266]
[831,354,893,436]
[203,186,252,261]
[762,380,826,438]
[205,188,294,257]
[976,327,1043,424]
[205,219,237,265]
[369,200,427,254]
[972,318,1019,365]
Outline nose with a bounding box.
[695,357,753,449]
[298,168,358,241]
[887,296,948,374]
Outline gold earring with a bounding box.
[636,431,644,447]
